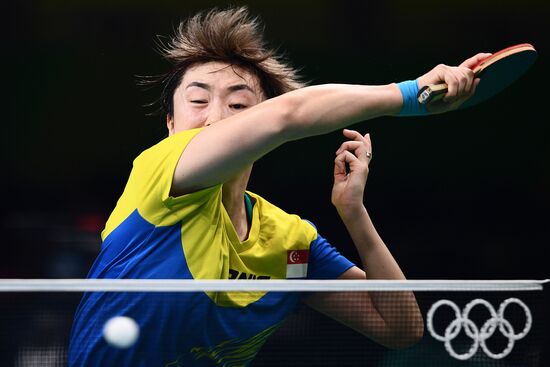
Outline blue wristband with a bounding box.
[397,80,427,116]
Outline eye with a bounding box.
[191,100,207,104]
[230,104,247,110]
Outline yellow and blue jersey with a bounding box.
[68,129,354,366]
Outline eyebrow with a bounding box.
[186,81,255,94]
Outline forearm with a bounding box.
[338,206,404,279]
[281,83,402,141]
[339,206,423,346]
[173,83,403,194]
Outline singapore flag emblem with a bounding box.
[286,250,309,278]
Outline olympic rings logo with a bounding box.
[426,298,532,360]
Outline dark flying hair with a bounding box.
[151,6,304,117]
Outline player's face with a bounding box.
[167,62,264,135]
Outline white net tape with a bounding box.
[0,279,547,292]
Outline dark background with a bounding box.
[2,1,550,366]
[4,0,548,280]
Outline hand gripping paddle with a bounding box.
[417,43,537,109]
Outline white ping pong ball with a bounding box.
[103,316,140,348]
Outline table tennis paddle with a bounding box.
[417,43,537,108]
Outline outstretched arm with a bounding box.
[303,130,423,349]
[171,54,488,195]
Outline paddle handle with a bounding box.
[417,84,449,104]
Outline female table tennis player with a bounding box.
[69,6,487,366]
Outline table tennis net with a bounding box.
[0,279,547,367]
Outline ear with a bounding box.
[166,115,175,136]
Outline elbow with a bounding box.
[380,314,424,350]
[384,323,424,350]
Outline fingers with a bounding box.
[337,129,373,163]
[419,52,493,113]
[334,150,358,176]
[459,52,492,69]
[342,128,364,140]
[336,141,363,156]
[333,129,372,179]
[443,52,490,103]
[470,77,481,96]
[419,52,492,105]
[442,66,474,103]
[333,150,348,177]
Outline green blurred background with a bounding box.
[4,0,549,280]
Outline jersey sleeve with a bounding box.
[102,128,222,238]
[307,232,355,280]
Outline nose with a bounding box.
[205,102,225,127]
